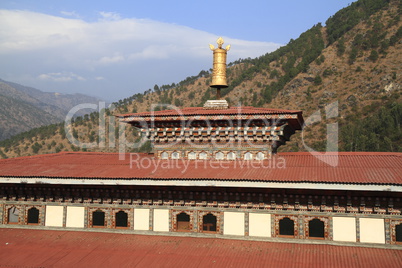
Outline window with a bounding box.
[188,151,196,160]
[396,224,402,242]
[27,207,40,224]
[115,211,128,228]
[308,219,325,238]
[202,213,217,232]
[161,152,168,159]
[176,212,190,231]
[215,151,224,160]
[227,152,236,160]
[171,151,180,159]
[8,207,19,224]
[279,217,294,236]
[199,152,207,160]
[256,152,265,160]
[92,210,105,227]
[244,152,253,160]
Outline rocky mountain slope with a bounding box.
[0,79,103,140]
[0,0,400,158]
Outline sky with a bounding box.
[0,0,355,102]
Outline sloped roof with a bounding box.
[0,152,401,186]
[118,106,304,130]
[118,106,302,117]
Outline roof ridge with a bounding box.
[117,106,302,117]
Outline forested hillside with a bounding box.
[0,0,401,158]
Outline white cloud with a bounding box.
[0,9,281,100]
[0,10,279,60]
[97,53,125,65]
[0,10,88,52]
[60,11,81,19]
[38,72,86,82]
[98,11,121,21]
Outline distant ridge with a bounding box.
[0,79,103,141]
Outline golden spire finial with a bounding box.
[209,37,230,99]
[209,37,231,51]
[217,37,224,48]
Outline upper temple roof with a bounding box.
[118,106,302,117]
[117,106,304,130]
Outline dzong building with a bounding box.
[0,38,401,249]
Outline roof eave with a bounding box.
[1,176,402,192]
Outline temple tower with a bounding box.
[118,38,303,159]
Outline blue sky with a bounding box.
[0,0,355,101]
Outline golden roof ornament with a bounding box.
[209,37,230,99]
[209,37,231,51]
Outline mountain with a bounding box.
[0,0,401,158]
[0,79,103,141]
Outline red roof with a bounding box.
[118,106,302,117]
[0,152,401,185]
[0,229,401,268]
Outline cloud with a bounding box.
[97,54,125,65]
[0,10,88,52]
[38,72,86,82]
[0,10,280,60]
[60,11,81,19]
[98,11,121,21]
[0,9,281,100]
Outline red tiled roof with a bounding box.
[0,152,401,185]
[118,106,302,117]
[0,229,401,268]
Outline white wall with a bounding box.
[249,213,271,237]
[223,212,245,236]
[333,217,356,242]
[134,208,150,231]
[65,206,85,228]
[359,218,385,244]
[45,206,64,227]
[153,209,169,232]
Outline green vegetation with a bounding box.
[0,123,63,149]
[31,142,42,154]
[340,102,402,152]
[0,149,7,159]
[314,75,323,85]
[347,21,387,64]
[369,50,379,62]
[260,25,324,102]
[389,25,402,46]
[337,38,346,56]
[326,0,390,44]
